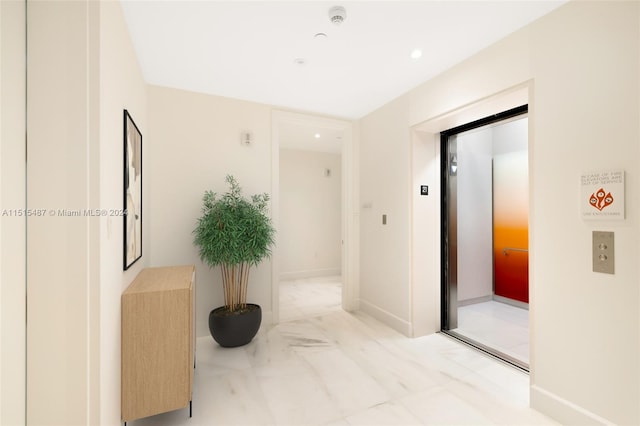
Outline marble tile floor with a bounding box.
[279,276,343,323]
[456,301,529,366]
[131,277,556,425]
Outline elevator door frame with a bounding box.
[440,104,529,371]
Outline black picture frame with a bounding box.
[123,109,142,270]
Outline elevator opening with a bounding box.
[440,105,529,371]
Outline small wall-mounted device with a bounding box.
[420,185,429,196]
[592,231,614,274]
[241,131,252,146]
[324,168,331,177]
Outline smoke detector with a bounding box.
[329,6,346,25]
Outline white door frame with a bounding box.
[271,110,358,323]
[410,83,530,337]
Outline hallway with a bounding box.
[132,277,555,425]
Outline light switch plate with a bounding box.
[592,231,614,274]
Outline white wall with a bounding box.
[98,2,148,424]
[493,117,528,155]
[359,95,412,334]
[147,85,274,338]
[456,128,493,302]
[362,1,639,424]
[0,1,26,424]
[26,1,147,424]
[27,1,100,423]
[279,149,341,279]
[527,4,638,423]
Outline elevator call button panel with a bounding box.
[592,231,614,274]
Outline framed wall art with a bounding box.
[123,109,142,270]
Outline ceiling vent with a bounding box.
[328,6,346,25]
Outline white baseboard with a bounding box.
[261,309,273,327]
[280,268,341,281]
[358,299,412,337]
[493,294,529,310]
[458,295,492,307]
[531,385,612,425]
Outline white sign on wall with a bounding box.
[581,170,625,220]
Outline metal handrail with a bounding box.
[502,247,528,255]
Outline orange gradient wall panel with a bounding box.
[493,151,529,303]
[494,226,528,302]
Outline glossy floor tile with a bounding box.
[456,301,529,365]
[129,277,555,425]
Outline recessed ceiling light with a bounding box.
[314,32,327,39]
[411,48,422,59]
[293,57,306,65]
[314,133,321,139]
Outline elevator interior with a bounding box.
[441,106,529,370]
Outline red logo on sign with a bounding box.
[589,188,614,211]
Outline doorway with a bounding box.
[279,130,343,321]
[271,111,357,324]
[441,105,529,370]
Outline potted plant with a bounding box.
[193,175,275,347]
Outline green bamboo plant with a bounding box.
[193,175,275,312]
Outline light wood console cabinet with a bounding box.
[121,265,195,423]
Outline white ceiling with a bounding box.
[278,120,345,153]
[120,0,565,152]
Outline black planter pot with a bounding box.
[208,303,262,347]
